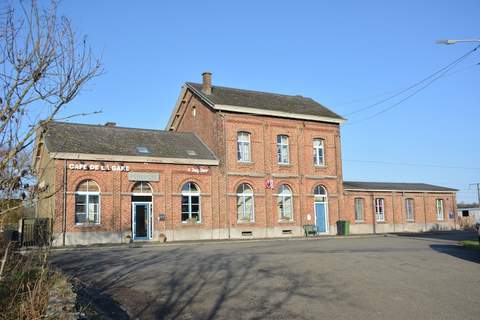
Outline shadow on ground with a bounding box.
[393,230,477,242]
[430,244,480,264]
[52,246,331,319]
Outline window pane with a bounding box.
[237,196,244,220]
[284,196,293,219]
[191,211,199,221]
[355,198,364,221]
[181,212,190,222]
[191,196,199,205]
[244,196,253,220]
[191,204,199,213]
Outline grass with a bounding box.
[461,240,480,251]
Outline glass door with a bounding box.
[132,202,152,240]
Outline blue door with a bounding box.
[315,202,327,233]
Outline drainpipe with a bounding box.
[219,112,230,239]
[392,191,396,233]
[423,192,427,232]
[62,160,67,246]
[372,194,376,234]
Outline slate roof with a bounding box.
[42,122,218,161]
[186,82,344,120]
[343,181,457,192]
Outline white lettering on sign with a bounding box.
[187,166,209,174]
[68,163,130,172]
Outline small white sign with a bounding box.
[306,214,312,221]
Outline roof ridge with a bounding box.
[50,121,194,135]
[344,180,434,185]
[186,82,312,100]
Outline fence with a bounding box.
[21,218,51,247]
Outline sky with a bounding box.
[37,0,480,202]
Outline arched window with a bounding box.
[237,131,251,162]
[181,182,200,223]
[237,183,254,222]
[313,138,325,166]
[314,185,327,203]
[132,181,152,194]
[75,180,100,224]
[277,184,293,221]
[277,135,289,164]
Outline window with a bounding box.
[132,181,152,194]
[405,198,414,221]
[313,139,325,166]
[237,132,251,162]
[277,184,293,221]
[277,135,289,164]
[181,182,201,223]
[237,183,254,222]
[354,198,364,221]
[136,146,150,154]
[75,180,100,224]
[314,185,327,202]
[375,198,385,222]
[436,199,444,221]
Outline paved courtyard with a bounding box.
[51,232,480,320]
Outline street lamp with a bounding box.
[436,39,480,45]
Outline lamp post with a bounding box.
[436,39,480,45]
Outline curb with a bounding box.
[50,234,385,252]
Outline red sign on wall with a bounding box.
[264,179,274,189]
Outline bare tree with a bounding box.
[0,0,102,216]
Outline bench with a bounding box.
[303,224,317,237]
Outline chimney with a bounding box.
[105,122,116,127]
[201,71,212,95]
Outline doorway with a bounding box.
[132,202,152,240]
[313,185,329,234]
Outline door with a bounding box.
[132,202,152,240]
[315,202,327,233]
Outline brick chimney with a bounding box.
[201,72,212,95]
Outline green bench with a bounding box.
[303,224,317,237]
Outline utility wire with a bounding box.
[343,159,480,170]
[343,44,480,117]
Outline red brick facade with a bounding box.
[37,83,457,246]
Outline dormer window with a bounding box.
[136,146,150,154]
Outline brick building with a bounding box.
[33,73,457,246]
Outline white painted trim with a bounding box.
[132,201,153,240]
[214,104,346,124]
[166,85,188,130]
[50,152,219,166]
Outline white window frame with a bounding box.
[181,182,201,223]
[354,198,364,222]
[436,199,444,221]
[375,198,385,222]
[75,180,101,225]
[405,198,415,221]
[237,183,255,222]
[237,131,251,162]
[313,138,325,166]
[277,135,290,164]
[277,184,293,221]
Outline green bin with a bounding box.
[336,220,350,236]
[343,220,350,236]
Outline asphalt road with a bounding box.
[51,232,480,320]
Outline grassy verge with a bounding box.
[460,240,480,251]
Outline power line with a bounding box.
[343,159,480,170]
[342,44,480,120]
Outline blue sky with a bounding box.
[51,1,479,202]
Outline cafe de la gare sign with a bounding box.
[68,162,130,172]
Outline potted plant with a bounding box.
[159,233,167,243]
